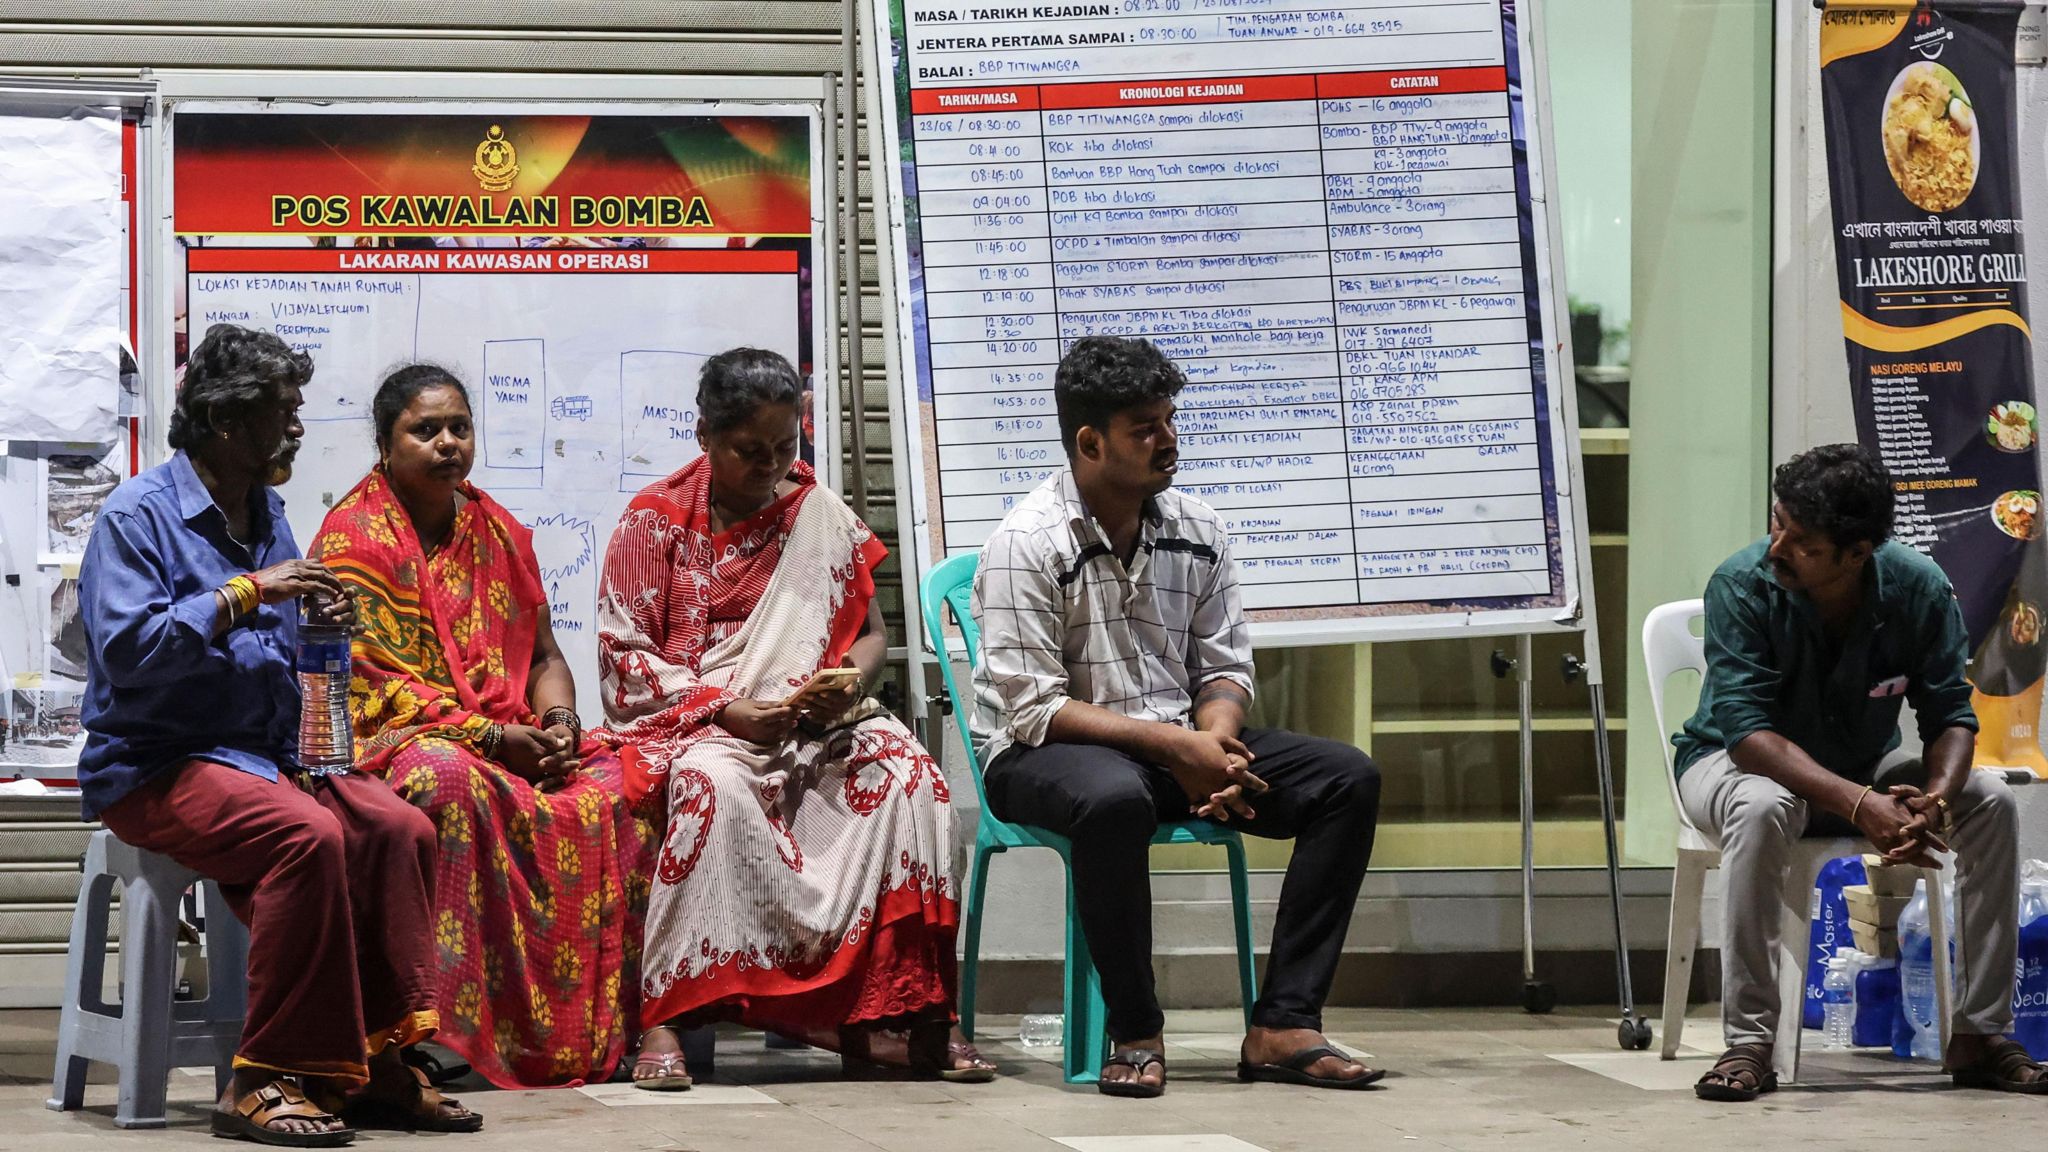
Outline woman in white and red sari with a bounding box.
[597,348,994,1088]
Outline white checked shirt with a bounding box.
[968,469,1255,769]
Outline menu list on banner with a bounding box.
[1818,1,2046,774]
[886,0,1570,617]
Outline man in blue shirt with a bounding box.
[1675,445,2040,1100]
[77,325,481,1144]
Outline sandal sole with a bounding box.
[1694,1076,1776,1103]
[1951,1072,2048,1094]
[210,1111,356,1148]
[1236,1061,1386,1090]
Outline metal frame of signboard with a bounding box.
[866,0,1649,1048]
[142,71,843,499]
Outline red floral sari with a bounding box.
[597,458,959,1035]
[313,470,658,1088]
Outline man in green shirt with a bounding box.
[1676,444,2040,1101]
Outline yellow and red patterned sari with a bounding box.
[314,469,658,1089]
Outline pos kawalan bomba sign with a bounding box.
[1820,0,2047,775]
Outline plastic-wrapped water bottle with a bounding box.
[296,616,354,774]
[1896,878,1942,1061]
[2015,874,2048,1059]
[1018,1013,1064,1048]
[1821,949,1856,1050]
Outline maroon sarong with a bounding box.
[100,758,438,1085]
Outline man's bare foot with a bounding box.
[632,1024,692,1089]
[1240,1026,1377,1083]
[1101,1034,1167,1093]
[215,1069,349,1139]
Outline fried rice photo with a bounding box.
[1992,490,2040,540]
[1882,61,1978,213]
[2011,601,2042,648]
[1987,401,2037,453]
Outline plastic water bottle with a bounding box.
[1821,949,1856,1050]
[2015,876,2048,1059]
[296,618,354,774]
[1896,878,1942,1061]
[1018,1013,1064,1049]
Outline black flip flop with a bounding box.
[1236,1043,1384,1089]
[1097,1047,1166,1098]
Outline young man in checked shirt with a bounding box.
[969,335,1384,1097]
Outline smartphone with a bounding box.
[784,667,863,708]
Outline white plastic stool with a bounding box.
[46,829,248,1128]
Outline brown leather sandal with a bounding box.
[1695,1043,1776,1103]
[1949,1036,2048,1094]
[341,1063,484,1132]
[210,1079,356,1148]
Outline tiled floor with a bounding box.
[2,1005,2042,1151]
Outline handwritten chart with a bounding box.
[185,247,801,713]
[875,0,1587,637]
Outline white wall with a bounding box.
[1547,0,1633,349]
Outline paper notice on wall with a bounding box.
[2022,5,2046,64]
[0,108,122,442]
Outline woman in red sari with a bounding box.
[313,365,658,1089]
[600,348,994,1086]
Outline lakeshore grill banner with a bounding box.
[1820,0,2048,775]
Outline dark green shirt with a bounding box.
[1672,538,1977,779]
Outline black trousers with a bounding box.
[983,727,1380,1041]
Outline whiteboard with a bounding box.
[869,0,1593,647]
[162,98,827,719]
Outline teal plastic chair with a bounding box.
[920,551,1258,1084]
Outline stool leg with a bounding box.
[114,871,182,1129]
[1061,861,1103,1084]
[1224,837,1258,1032]
[958,843,995,1041]
[199,880,249,1101]
[1659,851,1709,1060]
[46,870,113,1113]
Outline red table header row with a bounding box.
[909,67,1507,116]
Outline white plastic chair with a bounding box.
[1644,599,1953,1084]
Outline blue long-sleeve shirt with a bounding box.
[76,452,302,818]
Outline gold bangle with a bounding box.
[1850,784,1874,823]
[221,576,258,620]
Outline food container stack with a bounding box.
[1845,855,1919,958]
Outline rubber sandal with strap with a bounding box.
[900,1022,997,1083]
[1695,1043,1777,1103]
[1236,1043,1385,1090]
[341,1064,484,1132]
[1097,1047,1166,1099]
[632,1025,694,1092]
[210,1079,356,1148]
[1949,1036,2048,1094]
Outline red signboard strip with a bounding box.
[185,247,799,274]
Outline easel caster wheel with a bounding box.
[1617,1016,1652,1050]
[1521,980,1556,1014]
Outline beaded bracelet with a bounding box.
[541,706,582,747]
